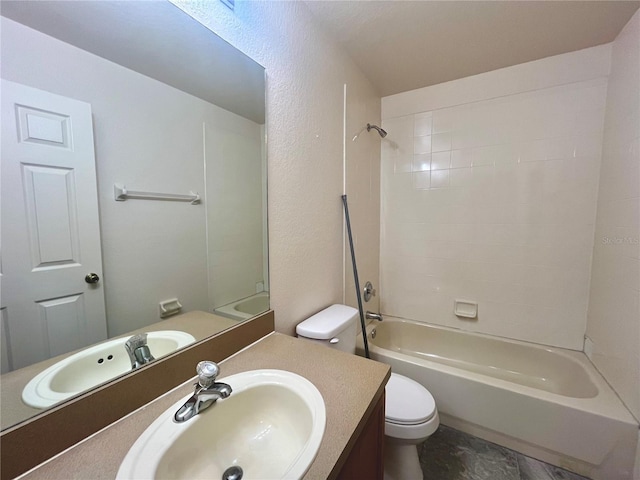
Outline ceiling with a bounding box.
[305,1,640,97]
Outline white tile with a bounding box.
[451,129,475,150]
[413,171,431,190]
[573,107,606,135]
[471,146,497,166]
[431,151,451,170]
[545,137,576,160]
[430,169,450,189]
[432,109,455,133]
[574,133,604,157]
[380,49,614,351]
[432,132,452,153]
[394,155,412,174]
[451,148,473,168]
[412,153,432,172]
[519,139,548,162]
[471,165,494,188]
[448,203,477,224]
[414,135,432,154]
[414,112,433,136]
[450,167,472,187]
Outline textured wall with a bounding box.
[380,47,610,349]
[586,10,640,422]
[174,1,380,334]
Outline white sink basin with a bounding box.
[117,369,326,480]
[22,330,195,409]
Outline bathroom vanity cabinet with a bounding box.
[337,392,385,480]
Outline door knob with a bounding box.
[85,273,100,284]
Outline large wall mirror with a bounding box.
[0,0,268,430]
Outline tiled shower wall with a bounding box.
[586,10,640,421]
[380,47,610,349]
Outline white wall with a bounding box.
[174,1,381,334]
[586,10,640,422]
[205,121,265,309]
[1,17,263,336]
[380,46,610,349]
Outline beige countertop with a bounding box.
[1,311,240,430]
[19,332,390,480]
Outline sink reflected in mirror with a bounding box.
[117,370,326,480]
[1,311,241,429]
[23,331,195,409]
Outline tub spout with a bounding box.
[366,311,383,322]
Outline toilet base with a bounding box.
[383,440,422,480]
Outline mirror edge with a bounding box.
[0,310,275,480]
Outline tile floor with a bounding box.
[418,425,591,480]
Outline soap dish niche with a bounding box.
[454,300,478,319]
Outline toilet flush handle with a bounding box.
[329,338,340,344]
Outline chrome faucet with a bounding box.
[366,311,383,322]
[124,333,155,370]
[174,361,232,423]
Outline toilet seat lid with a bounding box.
[385,373,436,425]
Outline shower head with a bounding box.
[367,123,387,138]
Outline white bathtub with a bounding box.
[213,292,269,321]
[357,317,638,480]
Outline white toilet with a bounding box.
[296,304,439,480]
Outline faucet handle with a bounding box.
[196,361,220,387]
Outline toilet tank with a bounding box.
[296,304,358,354]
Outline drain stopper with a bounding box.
[222,465,243,480]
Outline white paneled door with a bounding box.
[1,80,107,371]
